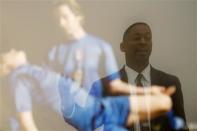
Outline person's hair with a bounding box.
[54,0,84,24]
[123,22,151,42]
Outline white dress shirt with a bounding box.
[125,64,151,87]
[125,64,152,131]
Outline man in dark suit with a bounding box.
[90,22,187,131]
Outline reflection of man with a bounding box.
[90,22,187,130]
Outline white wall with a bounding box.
[1,0,196,128]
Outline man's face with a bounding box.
[58,5,80,35]
[121,24,152,62]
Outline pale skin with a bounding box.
[109,79,175,96]
[18,112,38,131]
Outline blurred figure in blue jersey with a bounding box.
[46,0,119,96]
[0,49,75,131]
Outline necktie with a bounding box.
[135,73,143,87]
[135,74,151,131]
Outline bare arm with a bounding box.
[18,111,39,131]
[126,87,175,126]
[109,79,175,95]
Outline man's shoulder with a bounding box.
[96,71,120,84]
[151,66,180,83]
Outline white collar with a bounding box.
[125,64,151,86]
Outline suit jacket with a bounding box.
[90,66,187,131]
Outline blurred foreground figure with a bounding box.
[0,49,74,131]
[59,76,176,131]
[1,49,175,131]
